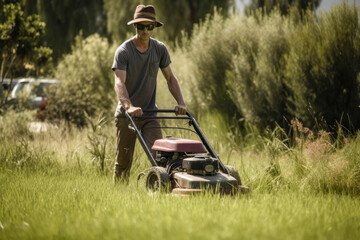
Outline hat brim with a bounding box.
[127,18,163,27]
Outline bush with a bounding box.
[174,3,360,132]
[46,81,96,127]
[226,11,290,127]
[285,3,360,131]
[173,10,292,124]
[0,110,33,142]
[180,12,240,116]
[46,33,116,127]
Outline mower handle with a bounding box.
[124,109,228,174]
[130,109,191,120]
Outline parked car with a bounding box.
[10,78,58,108]
[1,79,18,99]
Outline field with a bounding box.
[1,110,360,240]
[2,1,360,239]
[1,171,360,240]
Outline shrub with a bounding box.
[181,12,240,115]
[46,33,116,127]
[172,9,292,125]
[0,110,33,142]
[226,11,290,127]
[285,3,360,130]
[46,80,97,127]
[175,3,360,132]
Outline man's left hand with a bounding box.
[175,105,187,115]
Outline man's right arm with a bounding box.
[114,69,143,116]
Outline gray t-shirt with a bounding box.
[112,36,171,117]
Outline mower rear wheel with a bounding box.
[145,167,171,193]
[225,165,242,186]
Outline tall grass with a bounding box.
[2,3,360,239]
[1,171,360,240]
[1,108,359,195]
[1,109,360,239]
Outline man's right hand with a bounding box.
[127,106,143,117]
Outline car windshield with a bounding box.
[14,82,29,97]
[33,82,52,96]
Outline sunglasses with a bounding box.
[136,23,155,31]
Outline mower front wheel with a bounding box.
[145,167,171,193]
[225,165,242,186]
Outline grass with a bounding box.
[1,171,360,240]
[1,110,360,239]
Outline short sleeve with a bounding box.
[112,46,128,71]
[159,43,171,69]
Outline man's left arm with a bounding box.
[161,66,187,115]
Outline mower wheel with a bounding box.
[225,165,242,186]
[145,167,171,193]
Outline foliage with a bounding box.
[1,109,360,240]
[173,2,360,131]
[22,0,106,62]
[17,0,233,62]
[103,0,141,43]
[1,107,360,196]
[279,118,360,194]
[174,10,290,120]
[46,33,116,127]
[225,11,290,127]
[45,80,97,128]
[245,0,321,15]
[0,109,33,142]
[86,113,109,173]
[0,140,58,172]
[178,12,240,116]
[285,3,360,130]
[0,0,52,111]
[104,0,234,44]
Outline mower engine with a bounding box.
[152,136,216,173]
[182,156,219,176]
[151,136,238,194]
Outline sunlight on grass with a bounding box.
[1,110,360,239]
[1,171,360,240]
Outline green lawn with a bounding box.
[1,170,359,240]
[1,111,360,239]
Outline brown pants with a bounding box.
[114,117,162,183]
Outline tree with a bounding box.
[0,0,52,111]
[284,3,360,130]
[104,0,234,44]
[20,0,106,62]
[17,0,233,63]
[245,0,321,15]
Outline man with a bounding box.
[112,5,187,183]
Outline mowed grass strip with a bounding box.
[1,171,360,240]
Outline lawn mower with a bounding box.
[125,109,249,195]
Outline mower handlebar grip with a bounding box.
[126,109,192,119]
[143,109,192,117]
[142,109,188,114]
